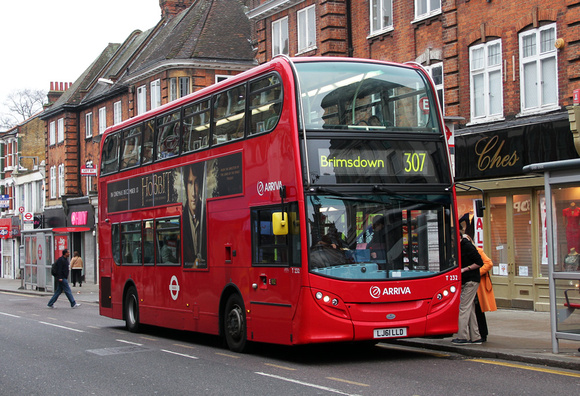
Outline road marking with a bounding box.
[264,363,296,371]
[255,372,362,396]
[116,339,143,346]
[469,358,580,378]
[215,352,240,359]
[162,349,199,359]
[39,321,84,333]
[173,343,196,349]
[378,343,450,358]
[326,377,369,387]
[139,336,157,341]
[0,311,20,318]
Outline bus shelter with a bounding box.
[20,229,68,293]
[524,159,580,353]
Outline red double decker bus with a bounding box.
[98,56,460,352]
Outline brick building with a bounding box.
[33,0,255,288]
[0,112,46,280]
[246,0,580,311]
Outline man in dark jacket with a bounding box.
[452,221,483,345]
[47,249,80,308]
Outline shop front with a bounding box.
[455,113,578,311]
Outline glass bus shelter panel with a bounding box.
[555,278,580,335]
[551,184,580,272]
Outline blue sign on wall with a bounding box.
[0,195,9,208]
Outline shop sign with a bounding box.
[455,119,578,181]
[0,195,9,208]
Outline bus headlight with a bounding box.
[311,288,350,319]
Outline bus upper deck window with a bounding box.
[156,111,181,160]
[249,74,282,135]
[101,134,120,174]
[182,100,210,153]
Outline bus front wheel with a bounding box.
[124,286,140,333]
[224,294,247,353]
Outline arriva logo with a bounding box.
[257,180,282,196]
[369,285,411,299]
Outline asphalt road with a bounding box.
[1,291,579,395]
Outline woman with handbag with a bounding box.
[475,247,497,342]
[70,251,84,287]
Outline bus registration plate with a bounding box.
[373,327,407,338]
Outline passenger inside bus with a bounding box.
[310,234,347,268]
[368,215,386,261]
[160,234,179,264]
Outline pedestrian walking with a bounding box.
[452,222,483,345]
[47,249,81,308]
[70,251,84,287]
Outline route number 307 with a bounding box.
[403,152,426,173]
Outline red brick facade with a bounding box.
[249,0,580,123]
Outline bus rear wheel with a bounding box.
[124,286,140,333]
[224,294,247,353]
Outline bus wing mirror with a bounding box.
[475,199,485,218]
[272,212,289,235]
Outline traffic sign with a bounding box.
[23,212,34,222]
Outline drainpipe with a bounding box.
[346,0,353,57]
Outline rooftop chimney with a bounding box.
[47,81,73,104]
[160,0,194,19]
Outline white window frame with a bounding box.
[469,39,504,124]
[113,101,122,125]
[58,164,65,198]
[369,0,393,36]
[85,160,94,194]
[151,79,161,110]
[215,75,230,84]
[169,78,178,101]
[11,140,17,169]
[85,112,93,139]
[297,5,316,54]
[179,77,190,98]
[137,85,147,115]
[57,118,64,143]
[99,107,107,134]
[272,16,289,56]
[49,121,56,146]
[424,62,444,114]
[519,23,559,115]
[414,0,441,22]
[50,166,56,199]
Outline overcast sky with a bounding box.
[0,0,162,120]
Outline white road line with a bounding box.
[0,311,20,318]
[161,349,199,359]
[116,339,143,346]
[255,372,362,396]
[39,321,84,333]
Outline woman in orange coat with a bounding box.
[475,247,496,342]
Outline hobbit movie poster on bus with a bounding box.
[107,153,243,268]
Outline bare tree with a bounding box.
[2,89,47,128]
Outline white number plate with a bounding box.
[373,327,407,338]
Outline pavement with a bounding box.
[1,278,579,371]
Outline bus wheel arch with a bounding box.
[123,283,140,333]
[220,286,249,353]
